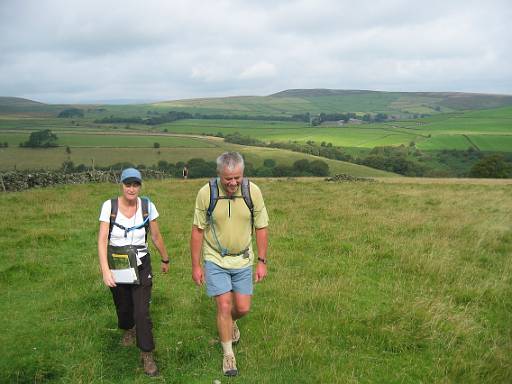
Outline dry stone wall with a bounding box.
[0,170,170,192]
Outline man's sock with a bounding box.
[221,340,234,356]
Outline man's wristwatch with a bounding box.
[257,257,267,264]
[161,259,170,264]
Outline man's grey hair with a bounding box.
[216,152,245,173]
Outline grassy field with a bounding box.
[0,144,394,178]
[0,133,220,148]
[3,107,509,153]
[0,95,511,178]
[1,178,511,383]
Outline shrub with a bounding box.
[20,129,58,148]
[293,159,310,173]
[263,159,276,168]
[309,160,329,176]
[57,108,84,118]
[469,155,512,178]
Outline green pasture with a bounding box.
[153,106,511,151]
[0,116,131,133]
[1,178,511,383]
[416,107,512,133]
[157,119,308,137]
[0,102,511,179]
[256,126,421,148]
[55,134,215,148]
[466,105,512,119]
[0,145,394,177]
[422,117,512,134]
[0,132,218,148]
[416,135,476,151]
[0,117,79,131]
[416,134,512,152]
[468,135,512,152]
[0,104,510,154]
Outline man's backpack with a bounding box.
[109,197,150,241]
[206,177,254,228]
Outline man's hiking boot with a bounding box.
[223,354,238,377]
[140,351,159,377]
[232,321,240,345]
[121,327,136,347]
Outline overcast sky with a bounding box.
[1,0,511,104]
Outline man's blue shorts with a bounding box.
[204,260,253,297]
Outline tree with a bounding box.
[61,160,75,173]
[374,113,388,122]
[309,160,329,176]
[469,155,512,178]
[256,167,274,177]
[293,159,310,173]
[153,142,160,149]
[272,165,294,177]
[157,160,169,171]
[263,159,276,168]
[21,129,58,147]
[187,158,216,178]
[57,108,84,118]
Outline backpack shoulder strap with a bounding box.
[141,197,149,226]
[207,178,219,219]
[108,198,118,241]
[241,178,254,227]
[141,197,150,241]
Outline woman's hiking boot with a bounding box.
[140,351,159,377]
[121,327,136,347]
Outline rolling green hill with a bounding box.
[153,89,512,116]
[3,89,512,118]
[1,90,511,177]
[0,97,65,115]
[0,136,396,177]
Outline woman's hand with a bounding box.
[102,270,117,287]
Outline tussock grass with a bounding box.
[1,178,511,383]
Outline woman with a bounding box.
[98,168,170,377]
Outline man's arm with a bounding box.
[190,225,205,285]
[254,227,268,283]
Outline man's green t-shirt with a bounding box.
[193,180,269,269]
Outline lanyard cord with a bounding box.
[208,213,228,256]
[113,197,151,238]
[208,198,250,257]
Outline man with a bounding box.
[190,152,269,377]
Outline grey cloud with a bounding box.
[0,0,510,103]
